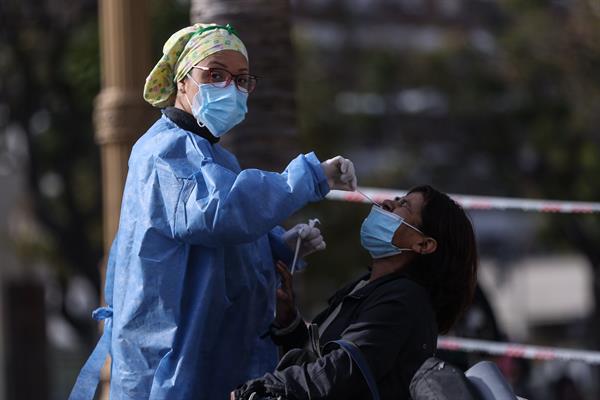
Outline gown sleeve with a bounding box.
[268,226,295,266]
[155,151,329,247]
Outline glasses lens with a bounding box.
[206,68,231,88]
[208,68,230,83]
[235,75,258,93]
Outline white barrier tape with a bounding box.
[326,187,600,214]
[438,336,600,365]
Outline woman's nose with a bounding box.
[381,199,395,212]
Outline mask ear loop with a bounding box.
[388,220,427,254]
[402,221,424,236]
[401,221,433,255]
[184,74,206,128]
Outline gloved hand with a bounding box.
[282,221,326,259]
[321,156,357,191]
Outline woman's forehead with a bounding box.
[405,192,425,209]
[198,50,248,71]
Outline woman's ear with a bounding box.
[177,78,187,94]
[175,78,193,113]
[414,237,437,255]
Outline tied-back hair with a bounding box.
[405,185,478,334]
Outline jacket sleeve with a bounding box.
[256,285,417,399]
[155,152,329,247]
[270,314,309,354]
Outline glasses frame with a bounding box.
[192,65,258,94]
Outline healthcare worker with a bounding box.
[69,23,357,399]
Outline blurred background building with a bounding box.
[1,0,599,398]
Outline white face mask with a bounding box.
[185,74,248,137]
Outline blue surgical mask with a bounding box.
[186,76,248,137]
[360,205,423,259]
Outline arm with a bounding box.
[157,152,329,246]
[236,285,416,400]
[270,311,309,354]
[270,261,309,352]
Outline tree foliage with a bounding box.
[293,0,600,348]
[0,0,190,344]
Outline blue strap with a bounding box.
[334,339,381,400]
[68,306,113,400]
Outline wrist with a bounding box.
[272,310,302,335]
[275,309,298,328]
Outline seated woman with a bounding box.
[232,185,478,400]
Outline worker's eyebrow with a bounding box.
[207,61,249,73]
[207,61,228,68]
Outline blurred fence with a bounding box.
[327,188,600,214]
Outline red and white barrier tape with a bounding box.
[438,336,600,365]
[327,187,600,214]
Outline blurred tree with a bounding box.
[0,0,102,344]
[0,0,191,347]
[411,0,600,351]
[292,0,600,354]
[10,0,598,396]
[495,0,600,351]
[191,0,299,170]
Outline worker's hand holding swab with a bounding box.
[321,156,358,191]
[283,219,324,274]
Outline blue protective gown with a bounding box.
[93,114,328,399]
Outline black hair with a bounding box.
[405,185,478,334]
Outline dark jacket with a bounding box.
[252,271,438,400]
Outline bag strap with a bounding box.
[333,339,381,400]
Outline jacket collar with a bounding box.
[162,106,220,144]
[327,270,409,305]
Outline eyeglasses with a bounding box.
[192,65,258,93]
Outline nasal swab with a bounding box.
[356,189,381,207]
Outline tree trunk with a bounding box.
[191,0,298,171]
[95,1,155,398]
[3,282,48,400]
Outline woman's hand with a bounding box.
[275,260,297,328]
[231,379,268,400]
